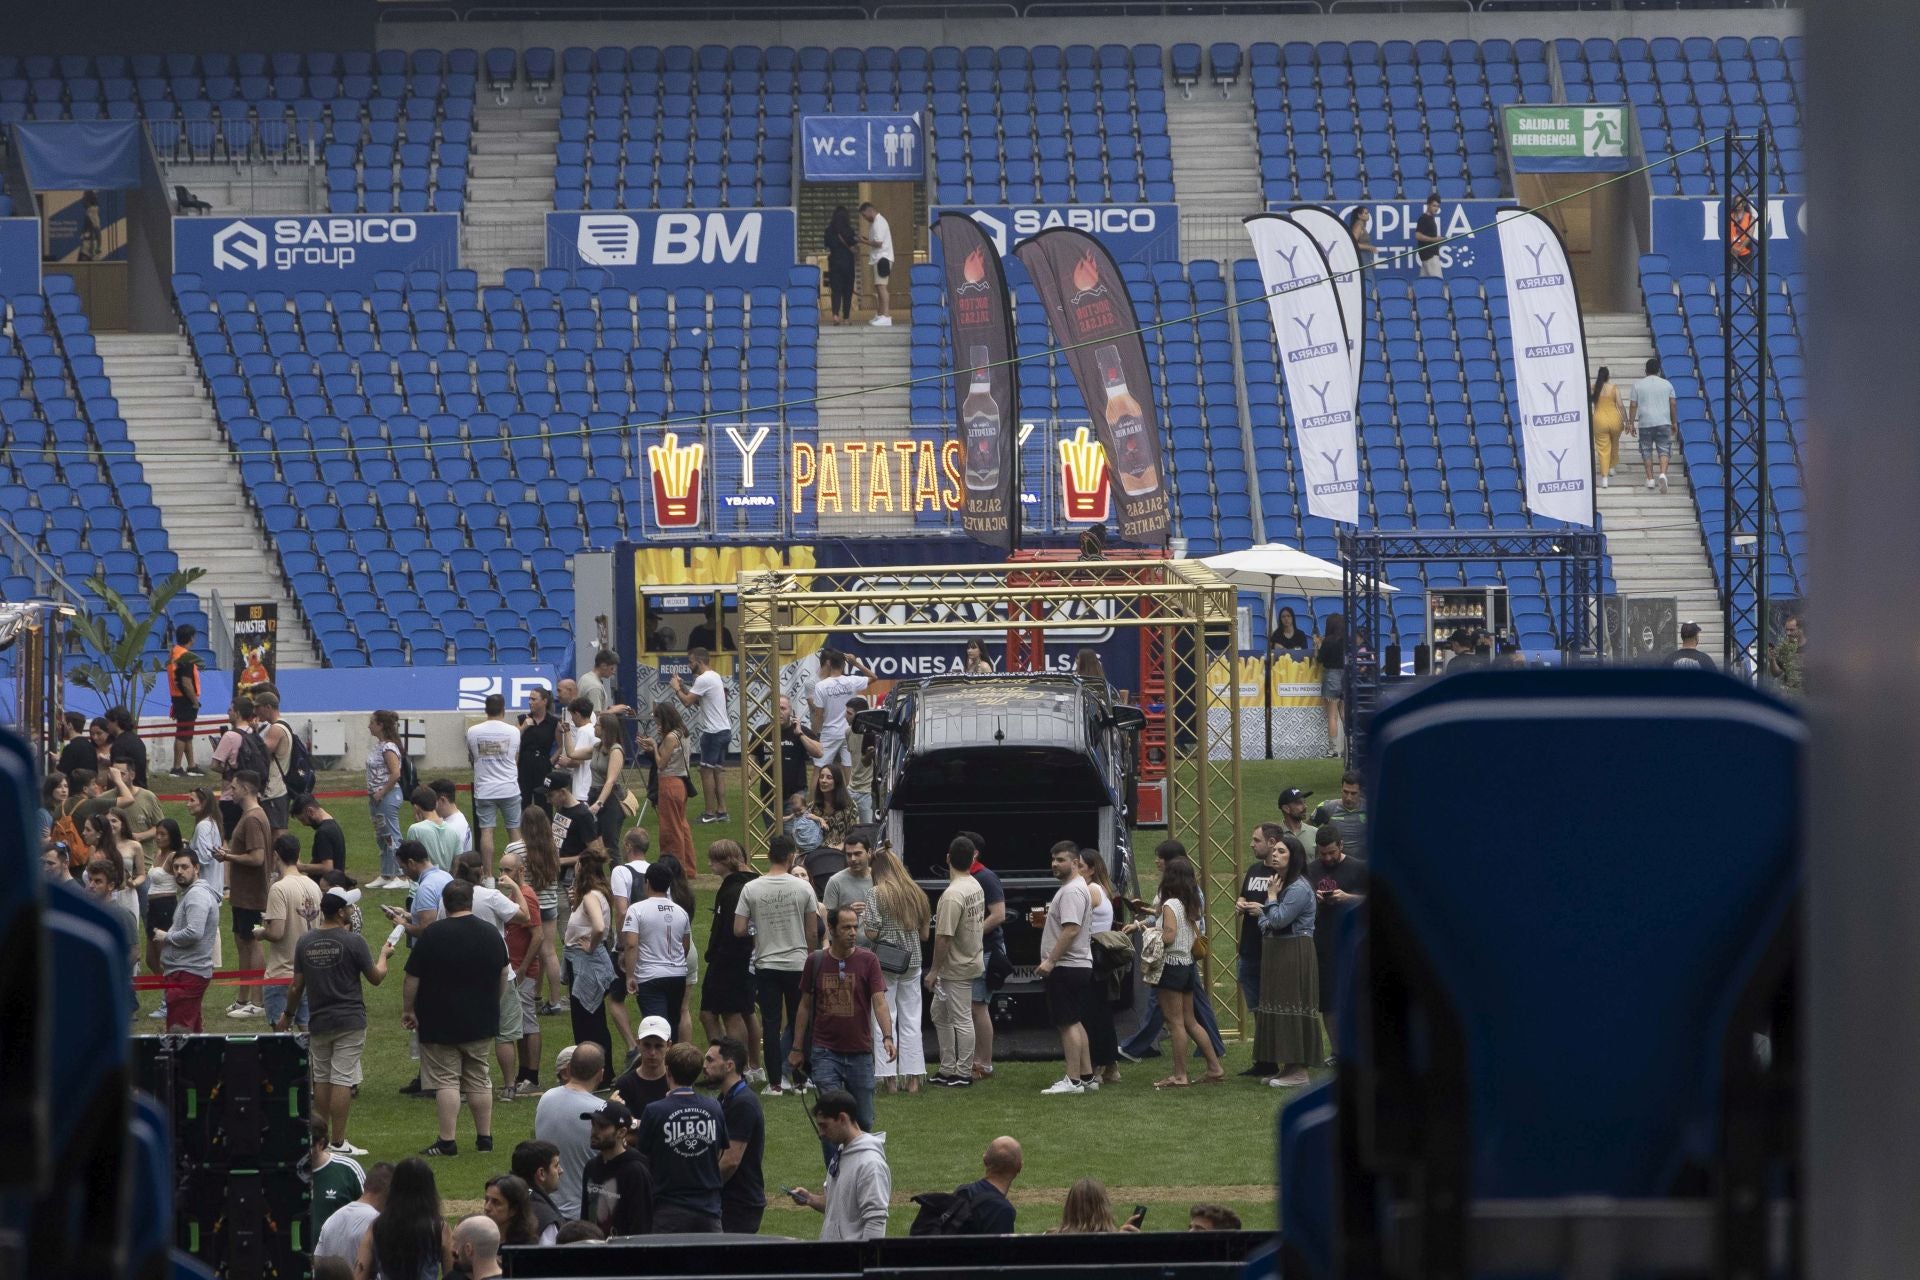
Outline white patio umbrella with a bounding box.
[1201,544,1396,758]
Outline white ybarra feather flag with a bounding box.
[1245,214,1361,523]
[1287,205,1365,393]
[1496,208,1596,526]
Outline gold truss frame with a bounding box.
[735,558,1252,1035]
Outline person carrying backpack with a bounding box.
[909,1136,1020,1235]
[251,690,306,839]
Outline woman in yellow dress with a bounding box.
[1592,367,1624,487]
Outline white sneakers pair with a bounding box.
[225,1002,264,1019]
[1041,1076,1096,1095]
[868,315,893,326]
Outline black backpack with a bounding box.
[908,1187,981,1237]
[232,726,272,781]
[283,730,317,798]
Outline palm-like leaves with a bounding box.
[68,568,208,714]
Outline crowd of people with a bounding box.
[33,647,1373,1259]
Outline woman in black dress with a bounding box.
[1318,613,1347,758]
[824,206,858,324]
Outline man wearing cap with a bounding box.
[580,1100,654,1237]
[637,1042,730,1233]
[280,882,396,1155]
[1663,621,1718,672]
[1232,823,1288,1079]
[546,770,606,873]
[1309,825,1367,1063]
[1277,787,1317,851]
[612,1016,675,1113]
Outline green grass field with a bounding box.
[133,754,1345,1234]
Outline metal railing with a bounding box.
[0,514,86,609]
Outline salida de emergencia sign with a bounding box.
[1503,106,1631,172]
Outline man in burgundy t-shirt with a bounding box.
[790,907,894,1162]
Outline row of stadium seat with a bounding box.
[1555,34,1804,194]
[172,265,821,666]
[0,283,205,679]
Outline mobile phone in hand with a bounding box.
[1128,1204,1149,1228]
[784,1186,808,1204]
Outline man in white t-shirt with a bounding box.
[457,853,531,1092]
[809,648,873,785]
[734,837,821,1094]
[672,647,731,825]
[859,202,894,327]
[561,697,597,806]
[465,694,523,878]
[622,863,693,1027]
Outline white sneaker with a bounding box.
[1645,479,1656,490]
[330,1139,369,1157]
[226,1003,262,1019]
[869,315,892,326]
[1600,474,1609,489]
[1082,1078,1100,1092]
[148,1006,166,1020]
[1657,474,1669,495]
[745,1067,766,1085]
[1041,1077,1086,1096]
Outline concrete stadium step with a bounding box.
[461,95,559,285]
[1166,82,1262,261]
[93,334,320,669]
[817,327,911,418]
[1590,308,1725,658]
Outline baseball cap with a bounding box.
[636,1015,673,1044]
[544,769,575,792]
[1680,621,1701,640]
[1277,787,1313,806]
[588,1100,636,1129]
[321,886,362,912]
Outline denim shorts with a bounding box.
[1638,424,1672,458]
[474,793,523,830]
[1155,961,1200,994]
[698,730,732,769]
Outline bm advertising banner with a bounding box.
[546,209,797,287]
[1014,228,1170,544]
[1650,195,1805,276]
[936,213,1020,551]
[172,213,460,292]
[1502,105,1631,172]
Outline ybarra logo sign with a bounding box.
[931,205,1180,264]
[548,210,797,286]
[174,214,459,291]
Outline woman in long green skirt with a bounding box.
[1255,834,1319,1088]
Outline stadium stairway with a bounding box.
[160,159,320,216]
[93,334,318,666]
[1586,311,1722,657]
[462,96,559,283]
[1166,77,1262,261]
[818,324,911,425]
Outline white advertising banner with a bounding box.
[1244,214,1361,524]
[1497,209,1596,526]
[1286,205,1366,393]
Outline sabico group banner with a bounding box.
[547,209,797,287]
[931,204,1180,265]
[0,219,40,293]
[1014,228,1171,544]
[1496,208,1595,526]
[173,213,460,292]
[1245,214,1361,524]
[1650,195,1805,277]
[1283,206,1366,393]
[936,213,1020,550]
[1271,198,1507,277]
[1502,105,1631,173]
[801,114,924,182]
[233,602,278,692]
